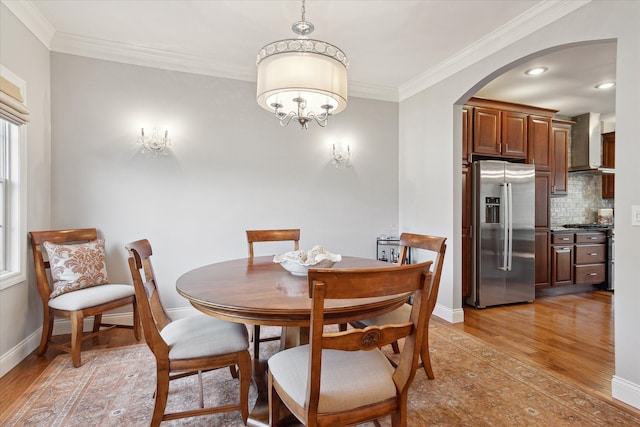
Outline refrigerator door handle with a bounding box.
[506,182,513,271]
[499,183,509,271]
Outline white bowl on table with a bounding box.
[274,245,342,277]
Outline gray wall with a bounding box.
[399,0,640,408]
[49,53,400,309]
[0,3,51,367]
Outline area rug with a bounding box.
[3,322,640,426]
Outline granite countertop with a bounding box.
[551,226,614,232]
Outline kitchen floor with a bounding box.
[453,290,617,402]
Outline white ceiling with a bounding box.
[5,0,614,117]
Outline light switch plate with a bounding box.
[633,206,640,226]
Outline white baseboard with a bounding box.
[0,307,198,378]
[433,303,465,324]
[612,375,640,410]
[0,329,42,377]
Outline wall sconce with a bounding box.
[137,127,170,156]
[332,143,351,169]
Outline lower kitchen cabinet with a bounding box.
[534,231,550,288]
[551,232,574,286]
[549,231,607,288]
[574,232,607,285]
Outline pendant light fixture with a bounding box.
[256,0,348,129]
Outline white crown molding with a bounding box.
[51,32,258,83]
[4,0,590,103]
[348,81,398,103]
[1,0,55,49]
[398,0,592,102]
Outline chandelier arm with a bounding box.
[277,112,295,127]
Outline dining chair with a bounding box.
[268,260,434,427]
[29,228,140,368]
[125,239,251,426]
[246,228,300,357]
[349,232,447,379]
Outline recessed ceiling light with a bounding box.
[525,67,548,76]
[595,82,615,89]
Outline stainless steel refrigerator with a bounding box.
[467,160,535,308]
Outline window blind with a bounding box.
[0,76,30,125]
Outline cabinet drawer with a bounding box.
[575,233,606,244]
[575,245,606,264]
[574,264,606,284]
[552,233,574,244]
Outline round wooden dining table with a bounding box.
[176,255,409,427]
[176,255,408,331]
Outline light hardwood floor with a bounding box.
[3,290,639,418]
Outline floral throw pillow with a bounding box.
[43,238,110,298]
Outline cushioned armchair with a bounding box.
[29,228,140,368]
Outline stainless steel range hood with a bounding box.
[569,112,614,174]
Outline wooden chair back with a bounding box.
[30,228,99,305]
[246,229,300,260]
[305,261,433,423]
[398,232,447,315]
[125,239,172,357]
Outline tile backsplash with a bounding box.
[550,174,614,226]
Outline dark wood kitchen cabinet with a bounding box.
[551,120,571,196]
[602,132,615,199]
[461,163,472,297]
[549,231,607,288]
[535,172,551,229]
[527,115,552,171]
[551,232,574,286]
[462,105,473,164]
[535,230,550,288]
[574,232,607,285]
[471,107,528,159]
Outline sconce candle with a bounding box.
[137,127,170,156]
[332,143,351,168]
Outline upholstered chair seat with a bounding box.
[160,314,249,360]
[47,284,135,311]
[268,345,396,413]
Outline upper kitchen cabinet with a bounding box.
[465,98,556,162]
[551,120,573,196]
[602,132,615,199]
[527,115,552,171]
[471,106,527,159]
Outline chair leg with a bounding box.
[391,340,400,354]
[151,367,170,427]
[197,370,204,408]
[70,311,84,367]
[37,309,54,356]
[253,325,261,357]
[93,313,103,333]
[238,351,251,425]
[92,313,103,344]
[268,370,282,427]
[338,323,347,332]
[421,340,435,379]
[229,364,238,379]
